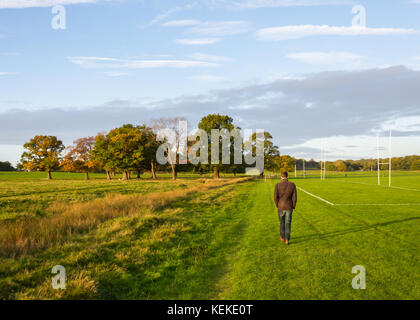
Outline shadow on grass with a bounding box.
[292,217,420,245]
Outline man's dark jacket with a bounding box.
[274,180,297,210]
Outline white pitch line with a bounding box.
[297,187,335,206]
[335,203,420,206]
[340,180,420,192]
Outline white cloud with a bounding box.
[186,21,251,36]
[0,72,18,75]
[69,56,219,69]
[146,2,198,27]
[234,0,351,8]
[256,25,419,41]
[287,51,364,66]
[190,53,232,62]
[175,38,221,45]
[162,20,201,27]
[0,0,98,9]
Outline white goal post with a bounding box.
[377,129,392,187]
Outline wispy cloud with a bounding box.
[175,38,221,45]
[69,56,219,69]
[186,21,252,36]
[190,53,232,62]
[256,25,419,41]
[162,20,201,27]
[234,0,352,8]
[0,0,100,9]
[287,51,364,66]
[0,72,18,75]
[164,19,251,36]
[146,2,198,27]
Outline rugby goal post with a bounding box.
[320,143,327,181]
[377,130,392,187]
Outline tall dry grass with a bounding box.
[0,177,252,258]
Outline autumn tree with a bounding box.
[61,137,96,180]
[21,135,65,179]
[275,155,295,173]
[335,160,347,172]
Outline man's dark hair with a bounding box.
[281,171,288,178]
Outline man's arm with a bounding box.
[292,184,297,209]
[274,184,279,208]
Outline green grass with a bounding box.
[0,171,419,299]
[0,172,200,221]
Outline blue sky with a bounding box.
[1,0,420,165]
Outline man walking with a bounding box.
[274,172,297,245]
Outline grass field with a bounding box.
[0,171,419,299]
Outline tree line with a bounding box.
[6,113,420,178]
[16,114,295,180]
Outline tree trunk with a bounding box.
[214,167,220,179]
[151,161,157,180]
[85,171,89,180]
[106,170,111,180]
[111,170,116,177]
[137,170,141,179]
[122,171,128,180]
[47,170,52,180]
[171,164,177,180]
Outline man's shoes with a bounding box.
[285,240,289,245]
[280,238,285,243]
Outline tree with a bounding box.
[326,163,337,171]
[198,114,237,179]
[105,124,147,180]
[0,161,15,171]
[21,135,65,179]
[335,160,347,172]
[91,133,114,180]
[275,155,295,173]
[245,131,280,177]
[61,137,97,180]
[141,127,160,180]
[410,159,420,171]
[150,117,187,180]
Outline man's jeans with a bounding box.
[278,210,293,240]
